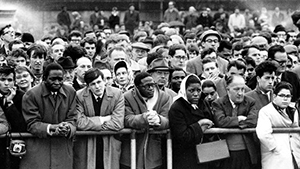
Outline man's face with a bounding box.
[288,32,297,44]
[248,47,262,65]
[151,70,169,87]
[132,47,147,61]
[219,48,232,59]
[171,70,185,90]
[257,72,275,93]
[109,50,127,69]
[16,71,34,89]
[29,51,45,70]
[1,27,15,43]
[202,86,218,103]
[44,70,64,92]
[201,35,220,51]
[88,76,105,96]
[273,52,288,73]
[51,44,65,61]
[171,49,187,69]
[232,50,242,61]
[188,50,198,60]
[75,57,92,80]
[12,56,26,67]
[115,67,129,86]
[245,64,255,80]
[227,66,245,78]
[63,69,75,84]
[70,36,82,46]
[137,76,155,98]
[100,69,113,86]
[84,43,96,59]
[0,73,14,94]
[227,76,245,104]
[277,31,286,41]
[203,62,218,78]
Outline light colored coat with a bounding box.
[256,103,300,169]
[74,86,124,169]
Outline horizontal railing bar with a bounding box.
[1,128,300,138]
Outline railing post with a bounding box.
[167,130,172,169]
[130,130,136,169]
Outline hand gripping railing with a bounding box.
[2,127,300,169]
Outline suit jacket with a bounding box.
[21,82,77,169]
[74,86,124,169]
[186,56,228,76]
[121,86,171,169]
[212,95,258,164]
[247,71,300,102]
[246,88,273,111]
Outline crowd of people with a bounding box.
[0,1,300,169]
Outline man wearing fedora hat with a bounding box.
[187,29,228,76]
[147,58,177,99]
[57,56,76,86]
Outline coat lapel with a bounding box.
[82,88,95,116]
[223,96,233,116]
[100,87,113,116]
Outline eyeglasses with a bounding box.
[139,83,156,90]
[273,59,287,66]
[205,39,219,43]
[277,94,292,99]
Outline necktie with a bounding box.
[232,105,238,117]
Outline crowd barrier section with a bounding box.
[1,127,300,169]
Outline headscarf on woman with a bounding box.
[173,74,200,109]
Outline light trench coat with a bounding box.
[74,86,124,169]
[256,103,300,169]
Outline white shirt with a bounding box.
[228,13,246,32]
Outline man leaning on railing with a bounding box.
[21,63,77,169]
[74,68,125,169]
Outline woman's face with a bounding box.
[273,89,292,109]
[15,70,34,90]
[186,83,201,104]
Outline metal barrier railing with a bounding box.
[1,127,300,169]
